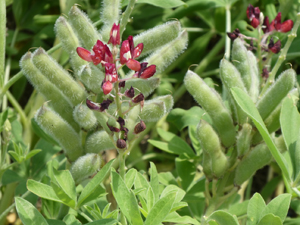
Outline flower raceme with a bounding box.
[76,23,156,95]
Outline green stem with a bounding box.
[256,28,263,75]
[120,0,136,37]
[0,0,6,89]
[260,12,300,96]
[118,150,126,225]
[224,5,231,60]
[0,183,19,225]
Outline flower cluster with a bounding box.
[77,23,156,95]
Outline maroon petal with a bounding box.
[77,47,93,62]
[86,99,100,110]
[100,99,113,112]
[102,81,113,95]
[251,17,260,28]
[268,39,281,54]
[274,12,282,31]
[246,4,254,20]
[105,63,118,83]
[132,93,144,103]
[108,23,120,45]
[117,117,125,127]
[140,65,156,79]
[126,59,141,71]
[279,20,293,32]
[125,86,135,98]
[120,40,131,64]
[133,43,144,58]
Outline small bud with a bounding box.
[108,23,120,45]
[102,81,113,95]
[140,65,156,79]
[116,139,127,149]
[268,38,281,54]
[125,86,135,98]
[100,99,113,112]
[280,19,293,33]
[227,32,238,41]
[134,120,146,134]
[133,43,144,58]
[117,117,125,128]
[76,47,93,62]
[119,81,126,88]
[132,93,144,103]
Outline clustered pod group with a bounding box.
[21,3,188,184]
[185,37,297,185]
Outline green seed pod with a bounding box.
[197,120,228,178]
[184,70,236,147]
[202,152,213,180]
[133,21,181,57]
[203,77,215,89]
[124,77,160,98]
[68,6,102,50]
[247,50,260,102]
[70,153,101,184]
[85,130,115,153]
[78,64,105,94]
[236,123,252,157]
[73,104,97,130]
[100,0,120,42]
[35,106,83,162]
[32,48,87,106]
[234,143,271,186]
[274,135,287,153]
[93,111,111,134]
[21,52,79,131]
[256,69,296,120]
[232,38,252,92]
[219,59,248,124]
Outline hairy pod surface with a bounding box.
[70,153,101,184]
[126,104,141,140]
[78,64,105,94]
[184,70,236,147]
[197,120,228,178]
[35,106,83,162]
[68,6,102,50]
[124,77,160,98]
[232,38,252,92]
[247,50,260,102]
[73,104,97,131]
[237,123,252,157]
[100,0,120,42]
[85,131,115,153]
[256,69,296,120]
[93,111,111,134]
[21,52,79,131]
[202,152,213,180]
[220,59,248,124]
[32,48,87,106]
[134,21,182,57]
[234,143,271,186]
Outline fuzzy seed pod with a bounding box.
[237,123,252,157]
[234,143,271,186]
[85,131,115,153]
[202,152,213,180]
[134,120,146,134]
[73,104,97,130]
[20,52,79,131]
[68,6,102,50]
[247,50,260,102]
[78,64,105,94]
[256,69,296,120]
[35,106,83,162]
[70,153,101,184]
[124,77,160,98]
[93,111,111,135]
[133,21,182,57]
[32,48,87,106]
[220,59,248,124]
[197,120,228,178]
[116,139,126,149]
[184,70,236,147]
[107,116,120,132]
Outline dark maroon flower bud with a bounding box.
[108,23,120,45]
[246,4,261,28]
[262,68,269,79]
[251,17,260,28]
[268,38,281,54]
[107,122,120,132]
[132,93,144,103]
[104,45,114,64]
[117,117,125,127]
[227,32,238,41]
[134,120,146,134]
[100,99,113,112]
[116,139,127,149]
[125,86,135,98]
[119,81,126,88]
[86,99,100,110]
[140,65,156,79]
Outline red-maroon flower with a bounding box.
[134,62,156,79]
[108,23,120,45]
[102,81,113,95]
[263,13,293,33]
[105,63,118,83]
[268,38,281,54]
[120,36,143,71]
[246,4,260,28]
[77,40,113,66]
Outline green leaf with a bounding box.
[144,192,177,225]
[280,97,300,181]
[51,181,75,208]
[46,219,66,225]
[134,172,151,199]
[63,214,82,225]
[228,200,249,218]
[161,185,185,203]
[27,180,63,204]
[77,159,114,207]
[53,169,77,205]
[8,151,21,162]
[231,87,291,182]
[15,197,49,225]
[208,210,239,225]
[175,158,196,190]
[122,0,186,8]
[149,162,160,203]
[257,214,282,225]
[125,168,137,189]
[85,218,118,225]
[246,193,266,225]
[259,193,291,222]
[164,212,201,225]
[111,171,143,225]
[25,149,42,161]
[2,169,24,185]
[167,106,211,131]
[188,125,202,155]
